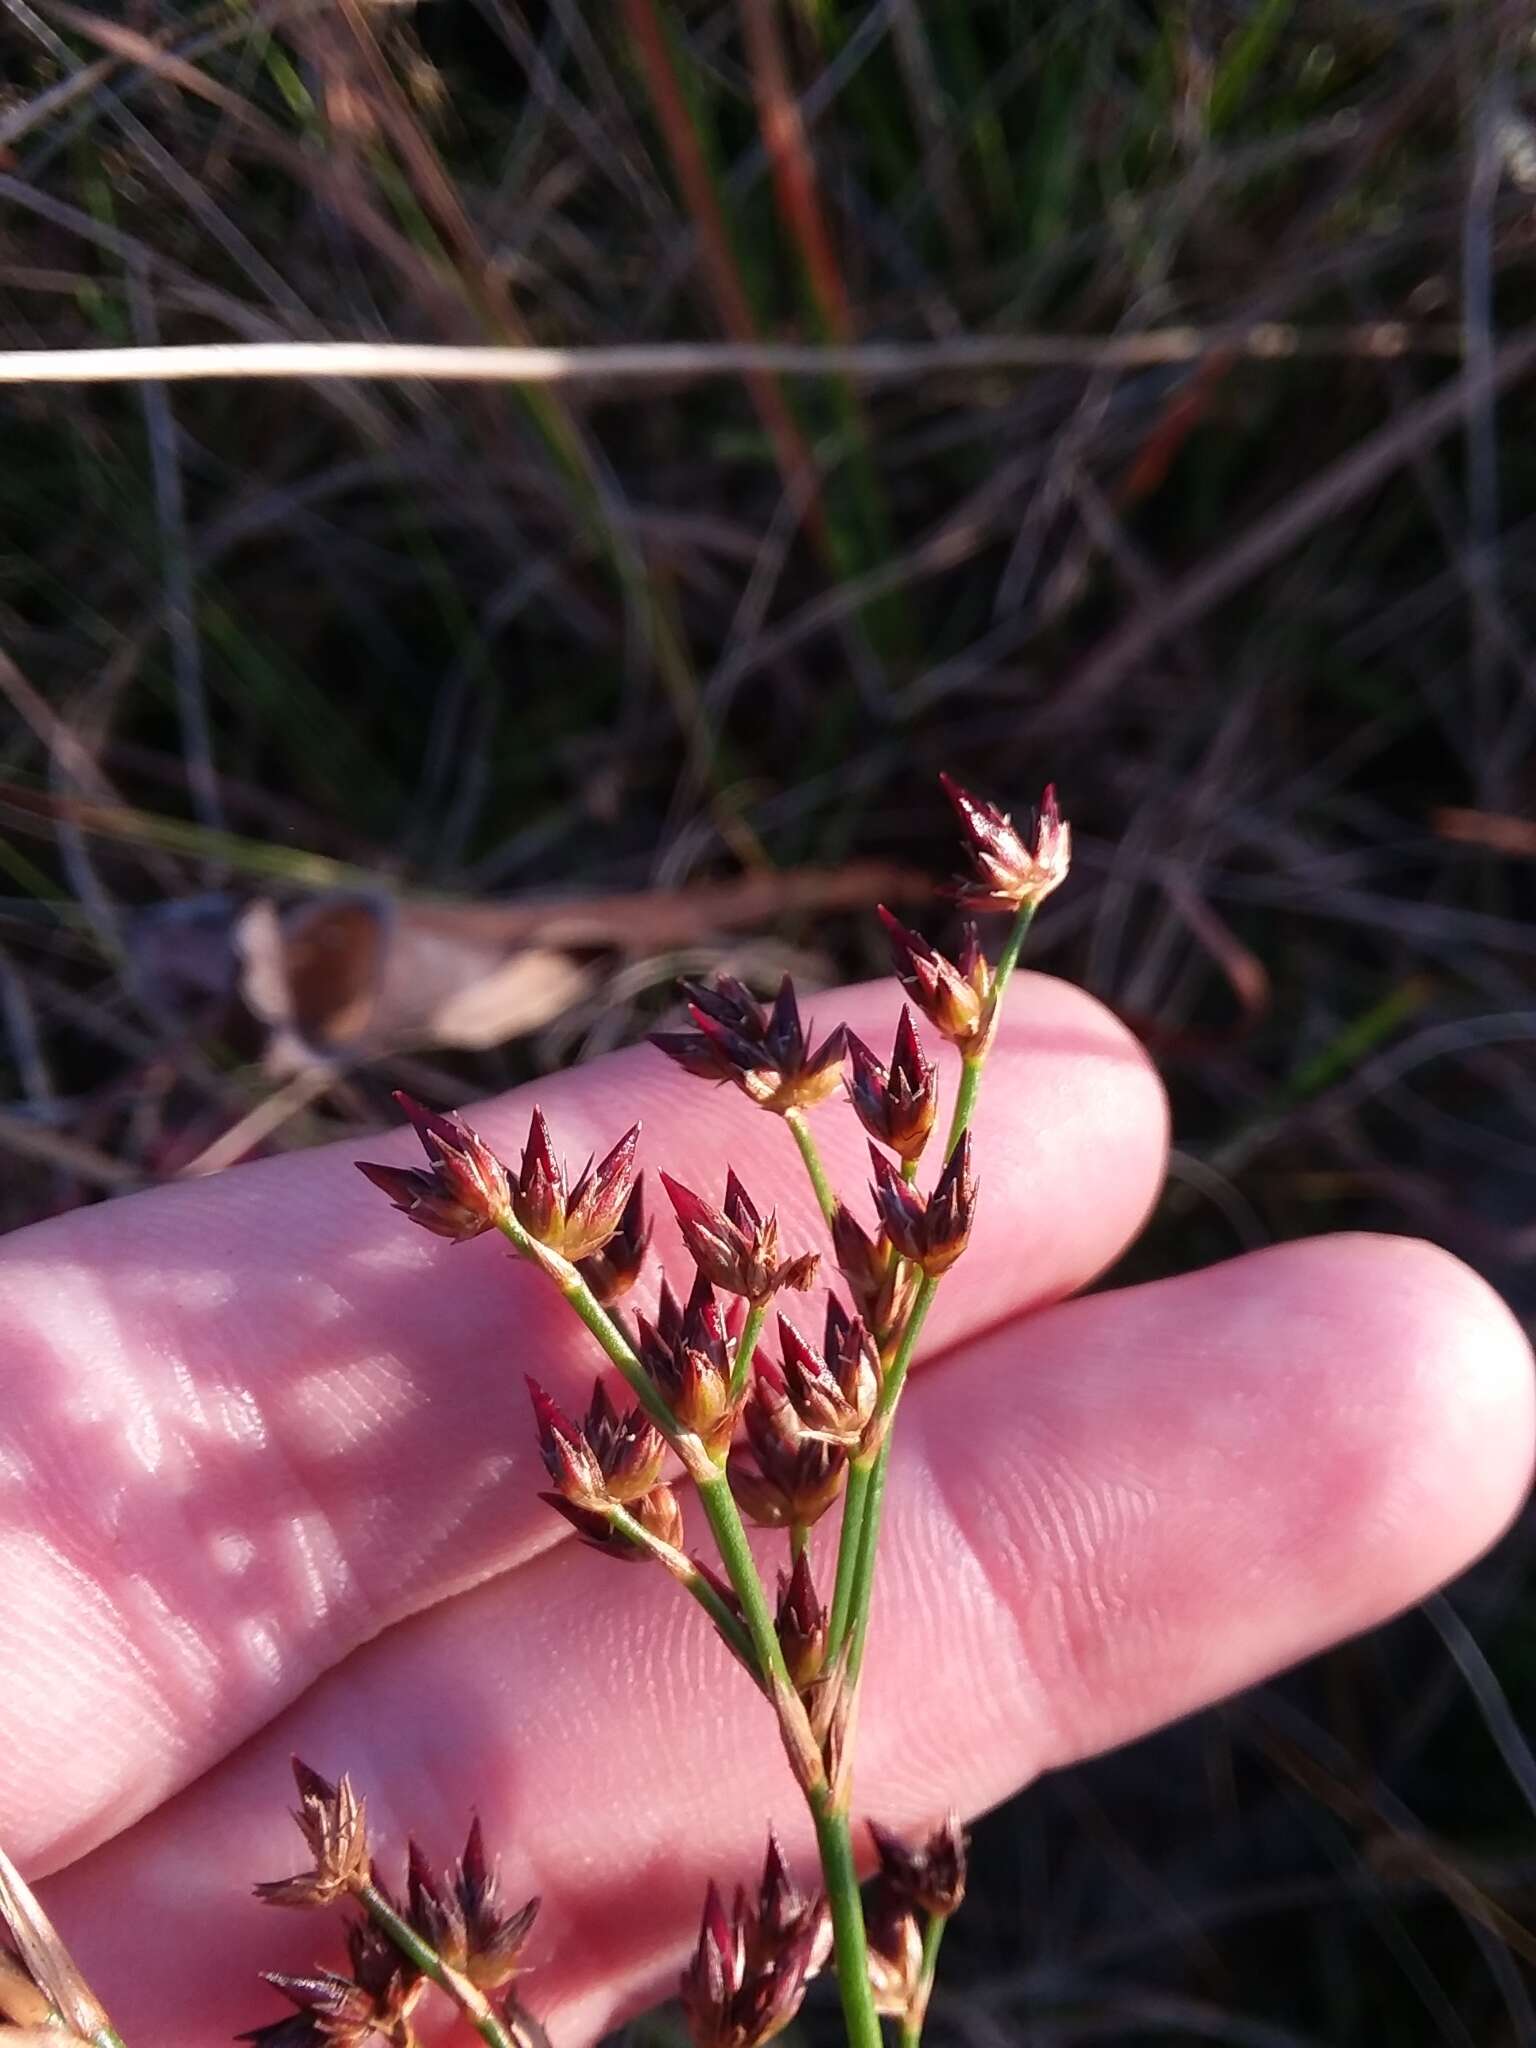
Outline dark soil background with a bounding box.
[3,3,1536,2042]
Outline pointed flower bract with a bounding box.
[652,975,845,1115]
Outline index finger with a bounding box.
[0,974,1165,1872]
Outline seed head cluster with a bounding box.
[348,775,1069,2048]
[245,1761,540,2048]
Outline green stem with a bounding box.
[813,1803,884,2048]
[497,1204,885,2048]
[606,1502,755,1668]
[357,1883,518,2048]
[696,1472,795,1692]
[842,899,1038,1687]
[825,1455,872,1655]
[788,1521,809,1565]
[784,1105,837,1224]
[695,1472,883,2048]
[494,1212,681,1438]
[898,1913,948,2048]
[730,1299,768,1405]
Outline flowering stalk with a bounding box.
[497,1177,883,2048]
[355,772,1069,2048]
[730,1300,768,1404]
[837,896,1037,1691]
[897,1914,947,2048]
[604,1500,756,1668]
[784,1106,837,1224]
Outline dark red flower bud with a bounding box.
[775,1310,877,1445]
[868,1134,977,1278]
[924,1132,977,1275]
[868,1815,968,1919]
[662,1170,818,1306]
[845,1008,937,1164]
[653,974,845,1116]
[451,1817,541,1991]
[827,1202,914,1341]
[576,1176,652,1306]
[356,1095,512,1241]
[730,1361,847,1528]
[876,907,995,1056]
[753,1833,831,1977]
[941,772,1071,913]
[541,1481,684,1559]
[526,1379,608,1511]
[679,1839,829,2048]
[513,1108,641,1263]
[775,1550,826,1690]
[527,1375,666,1513]
[636,1272,740,1455]
[407,1837,466,1968]
[579,1377,667,1503]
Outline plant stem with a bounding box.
[494,1212,680,1438]
[695,1472,794,1691]
[840,1271,938,1685]
[729,1299,767,1404]
[813,1803,884,2048]
[497,1189,886,2046]
[825,1455,872,1655]
[694,1472,883,2048]
[357,1883,518,2048]
[784,1105,837,1223]
[898,1913,948,2048]
[606,1502,756,1667]
[788,1520,809,1565]
[841,899,1038,1686]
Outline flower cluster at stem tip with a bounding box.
[336,775,1069,2048]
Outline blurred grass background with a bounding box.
[3,0,1536,2040]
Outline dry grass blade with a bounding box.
[0,1840,117,2045]
[0,326,1464,386]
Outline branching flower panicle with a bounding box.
[343,768,1072,2048]
[653,975,845,1115]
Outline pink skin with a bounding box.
[0,975,1525,2046]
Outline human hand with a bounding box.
[0,976,1528,2046]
